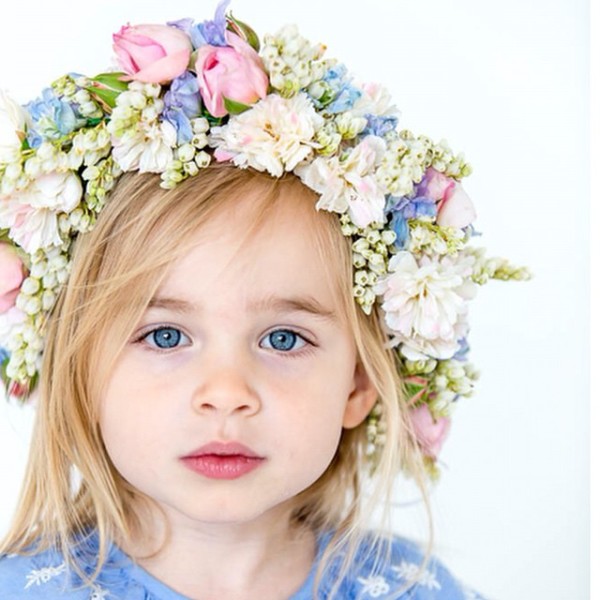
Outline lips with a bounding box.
[180,441,265,480]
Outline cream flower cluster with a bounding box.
[0,4,528,476]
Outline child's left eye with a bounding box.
[141,326,191,350]
[259,329,308,352]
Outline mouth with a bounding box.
[180,441,265,480]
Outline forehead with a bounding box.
[157,179,347,314]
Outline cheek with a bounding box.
[99,363,172,480]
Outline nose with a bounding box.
[190,354,261,418]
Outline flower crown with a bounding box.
[0,1,528,476]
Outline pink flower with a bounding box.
[0,243,26,313]
[417,167,476,229]
[195,31,268,117]
[113,24,192,84]
[436,182,476,229]
[409,404,451,459]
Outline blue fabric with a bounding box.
[0,530,486,599]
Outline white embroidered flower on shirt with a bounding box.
[24,561,67,589]
[90,586,110,599]
[391,560,442,590]
[357,574,391,597]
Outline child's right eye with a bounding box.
[140,326,191,350]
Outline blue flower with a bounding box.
[25,88,84,147]
[163,72,202,143]
[386,195,436,249]
[452,338,470,361]
[362,114,398,137]
[190,0,230,48]
[327,86,362,113]
[321,65,362,113]
[390,212,410,248]
[0,347,10,366]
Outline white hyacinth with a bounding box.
[209,93,323,178]
[375,251,478,360]
[108,83,176,173]
[260,25,331,97]
[296,135,387,228]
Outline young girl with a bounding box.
[0,3,527,598]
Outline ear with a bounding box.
[342,361,379,429]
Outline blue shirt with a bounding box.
[0,531,486,599]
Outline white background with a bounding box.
[0,1,589,599]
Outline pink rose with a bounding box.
[113,24,192,84]
[0,243,26,313]
[417,167,476,229]
[195,30,268,117]
[409,404,451,459]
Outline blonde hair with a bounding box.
[1,163,433,598]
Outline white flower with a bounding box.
[295,135,387,227]
[351,82,398,118]
[375,251,477,359]
[0,171,82,253]
[209,93,323,178]
[391,560,441,590]
[111,120,177,173]
[0,90,29,164]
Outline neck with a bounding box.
[120,502,317,600]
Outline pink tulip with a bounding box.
[409,404,451,459]
[195,30,268,117]
[113,24,192,84]
[0,243,26,313]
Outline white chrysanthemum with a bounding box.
[0,90,29,164]
[0,171,82,253]
[375,251,477,359]
[209,93,323,178]
[295,135,387,227]
[111,120,177,173]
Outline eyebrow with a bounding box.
[147,294,338,322]
[248,295,337,322]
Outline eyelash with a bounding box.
[259,329,313,355]
[133,325,315,357]
[133,325,191,353]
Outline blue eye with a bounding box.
[260,329,307,352]
[143,327,189,350]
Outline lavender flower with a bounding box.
[362,113,398,137]
[163,72,203,143]
[190,0,230,48]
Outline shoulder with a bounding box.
[0,538,142,600]
[320,534,487,600]
[0,550,82,599]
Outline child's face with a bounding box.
[99,184,375,531]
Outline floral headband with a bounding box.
[0,1,528,477]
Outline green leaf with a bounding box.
[91,72,129,91]
[226,13,261,52]
[86,86,120,109]
[223,96,252,116]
